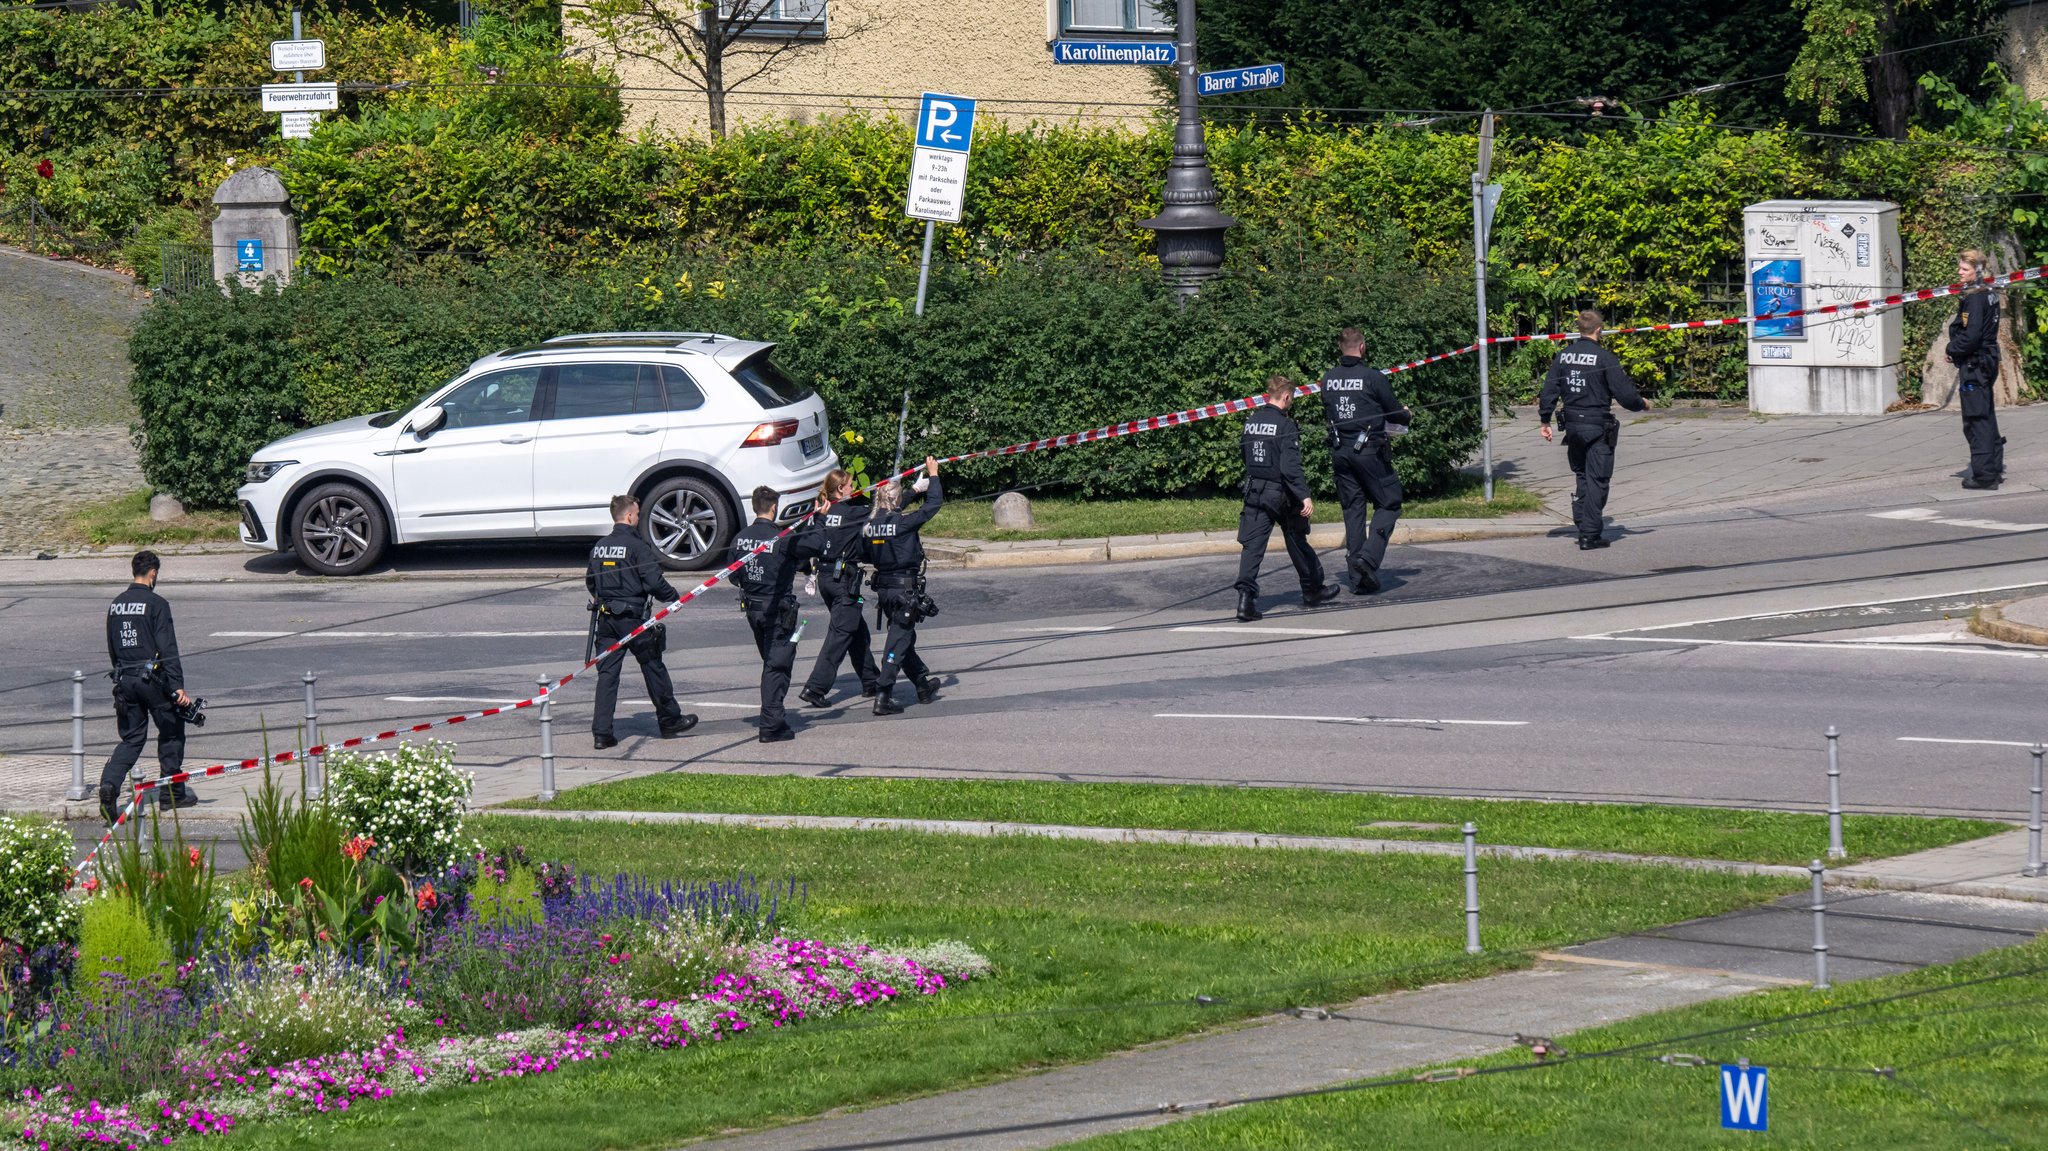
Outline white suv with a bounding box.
[235,333,839,576]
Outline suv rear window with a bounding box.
[730,352,814,409]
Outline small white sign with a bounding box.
[270,38,326,72]
[905,147,967,223]
[1760,344,1793,360]
[261,82,338,112]
[280,111,320,139]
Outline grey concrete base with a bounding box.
[692,962,1780,1151]
[1749,363,1899,416]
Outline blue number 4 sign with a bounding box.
[236,239,265,272]
[1720,1064,1768,1131]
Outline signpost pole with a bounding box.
[914,220,935,317]
[1472,111,1495,503]
[291,7,302,84]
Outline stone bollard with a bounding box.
[148,494,185,522]
[992,491,1035,531]
[211,166,298,292]
[1463,822,1481,954]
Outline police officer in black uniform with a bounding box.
[1319,326,1412,594]
[730,486,804,743]
[862,456,944,716]
[1539,310,1646,549]
[100,550,197,822]
[1236,375,1340,621]
[587,494,695,749]
[798,468,880,708]
[1949,249,2006,490]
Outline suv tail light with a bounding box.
[741,419,800,447]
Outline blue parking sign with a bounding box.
[1720,1064,1768,1131]
[915,93,975,154]
[236,239,265,272]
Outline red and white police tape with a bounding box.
[74,266,2043,875]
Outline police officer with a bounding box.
[730,486,803,743]
[1539,310,1646,550]
[586,494,696,749]
[1236,375,1340,622]
[1319,326,1412,594]
[100,550,197,822]
[797,469,881,708]
[1949,249,2006,490]
[863,456,944,716]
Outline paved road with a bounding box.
[6,459,2048,821]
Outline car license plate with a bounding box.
[799,433,824,458]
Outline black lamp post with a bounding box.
[1138,0,1233,295]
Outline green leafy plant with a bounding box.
[469,865,542,927]
[102,808,218,961]
[0,815,80,954]
[70,894,172,1014]
[209,954,422,1064]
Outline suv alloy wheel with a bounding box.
[292,482,388,576]
[641,475,734,570]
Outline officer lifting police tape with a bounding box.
[798,469,882,709]
[863,456,945,716]
[586,495,696,749]
[101,550,202,822]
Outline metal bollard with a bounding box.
[66,671,88,801]
[1825,725,1845,860]
[537,676,556,803]
[2026,743,2045,879]
[1810,859,1830,990]
[1463,821,1482,954]
[302,671,323,800]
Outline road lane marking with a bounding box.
[1587,635,2048,659]
[217,630,585,639]
[1171,625,1350,636]
[1898,737,2044,748]
[1155,712,1526,727]
[1009,626,1117,633]
[1868,508,2048,532]
[387,695,521,705]
[1576,579,2048,640]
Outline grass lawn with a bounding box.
[1070,938,2048,1150]
[926,475,1543,542]
[65,489,240,547]
[218,818,1798,1151]
[507,774,2006,867]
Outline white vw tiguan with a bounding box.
[235,333,839,576]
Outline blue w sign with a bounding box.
[1720,1064,1768,1131]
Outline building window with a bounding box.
[1059,0,1171,36]
[718,0,826,39]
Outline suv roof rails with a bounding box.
[540,332,730,345]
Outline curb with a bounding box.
[487,807,1810,878]
[953,518,1555,570]
[1969,600,2048,648]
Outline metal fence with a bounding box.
[157,242,215,297]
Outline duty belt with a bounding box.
[872,571,917,589]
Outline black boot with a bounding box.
[916,678,939,705]
[1236,591,1262,622]
[96,784,120,826]
[872,691,905,716]
[1302,582,1342,608]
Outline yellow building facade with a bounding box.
[583,0,1176,136]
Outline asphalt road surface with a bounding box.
[7,484,2048,821]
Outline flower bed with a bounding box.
[0,744,989,1151]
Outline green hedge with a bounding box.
[129,250,1480,509]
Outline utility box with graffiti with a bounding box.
[1743,200,1902,415]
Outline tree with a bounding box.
[1785,0,2002,138]
[568,0,871,137]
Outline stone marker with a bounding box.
[148,493,185,522]
[992,491,1034,530]
[211,166,297,292]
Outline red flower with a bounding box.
[415,883,437,911]
[187,846,203,868]
[82,877,99,894]
[34,159,52,180]
[341,835,375,863]
[298,877,314,891]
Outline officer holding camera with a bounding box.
[587,495,696,749]
[863,456,944,716]
[730,486,804,743]
[100,550,199,821]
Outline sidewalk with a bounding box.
[1497,401,2048,520]
[1971,594,2048,647]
